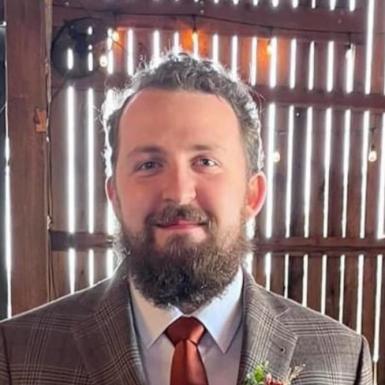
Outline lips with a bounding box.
[156,220,203,229]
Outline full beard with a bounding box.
[114,204,252,311]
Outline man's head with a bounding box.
[104,53,266,311]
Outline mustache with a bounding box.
[146,204,210,227]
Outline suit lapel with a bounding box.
[72,265,146,385]
[237,273,298,385]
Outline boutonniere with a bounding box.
[244,361,304,385]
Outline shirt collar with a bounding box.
[129,268,243,354]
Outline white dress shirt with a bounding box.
[129,269,244,385]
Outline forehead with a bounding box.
[117,89,243,151]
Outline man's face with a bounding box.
[107,89,265,309]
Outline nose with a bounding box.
[161,165,197,205]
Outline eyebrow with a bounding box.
[126,144,224,158]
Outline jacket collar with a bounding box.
[72,263,297,385]
[237,271,297,385]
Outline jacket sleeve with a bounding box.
[355,336,373,385]
[0,325,10,385]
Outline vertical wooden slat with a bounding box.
[269,107,288,296]
[74,251,89,291]
[160,29,177,56]
[274,106,289,238]
[93,250,109,284]
[342,254,358,330]
[238,35,252,81]
[354,42,365,94]
[287,108,307,305]
[362,254,376,355]
[370,0,385,94]
[340,111,363,328]
[366,113,382,239]
[346,111,363,238]
[257,37,269,87]
[50,87,70,299]
[306,108,325,312]
[307,253,323,311]
[334,41,346,93]
[180,27,194,55]
[196,29,210,59]
[252,253,266,288]
[94,91,108,234]
[270,253,286,296]
[327,110,344,237]
[287,254,303,304]
[73,89,89,291]
[363,113,382,362]
[289,107,307,236]
[325,253,341,322]
[113,29,125,75]
[276,37,290,88]
[218,33,231,70]
[50,252,70,299]
[6,0,51,314]
[0,29,7,319]
[324,110,345,320]
[94,90,110,283]
[378,257,385,385]
[295,40,309,91]
[314,41,326,91]
[135,27,152,68]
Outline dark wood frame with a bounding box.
[5,0,51,315]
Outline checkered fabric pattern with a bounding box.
[0,263,372,385]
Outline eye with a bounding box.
[196,158,218,167]
[135,160,162,172]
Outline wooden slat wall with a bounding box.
[22,0,385,383]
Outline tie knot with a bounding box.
[166,317,206,346]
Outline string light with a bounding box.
[273,151,281,163]
[112,30,119,42]
[368,146,378,162]
[369,127,378,162]
[267,39,272,55]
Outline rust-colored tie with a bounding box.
[166,317,209,385]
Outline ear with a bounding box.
[245,172,266,219]
[105,176,120,218]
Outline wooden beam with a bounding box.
[254,85,385,112]
[53,2,363,44]
[5,0,51,315]
[255,237,385,254]
[50,230,113,251]
[50,230,385,255]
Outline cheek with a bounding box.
[196,180,246,223]
[116,182,158,228]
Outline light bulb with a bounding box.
[368,148,377,162]
[99,54,108,68]
[273,151,281,163]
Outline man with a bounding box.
[0,53,372,385]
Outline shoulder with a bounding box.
[243,271,363,345]
[0,277,111,333]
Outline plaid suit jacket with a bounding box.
[0,263,373,385]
